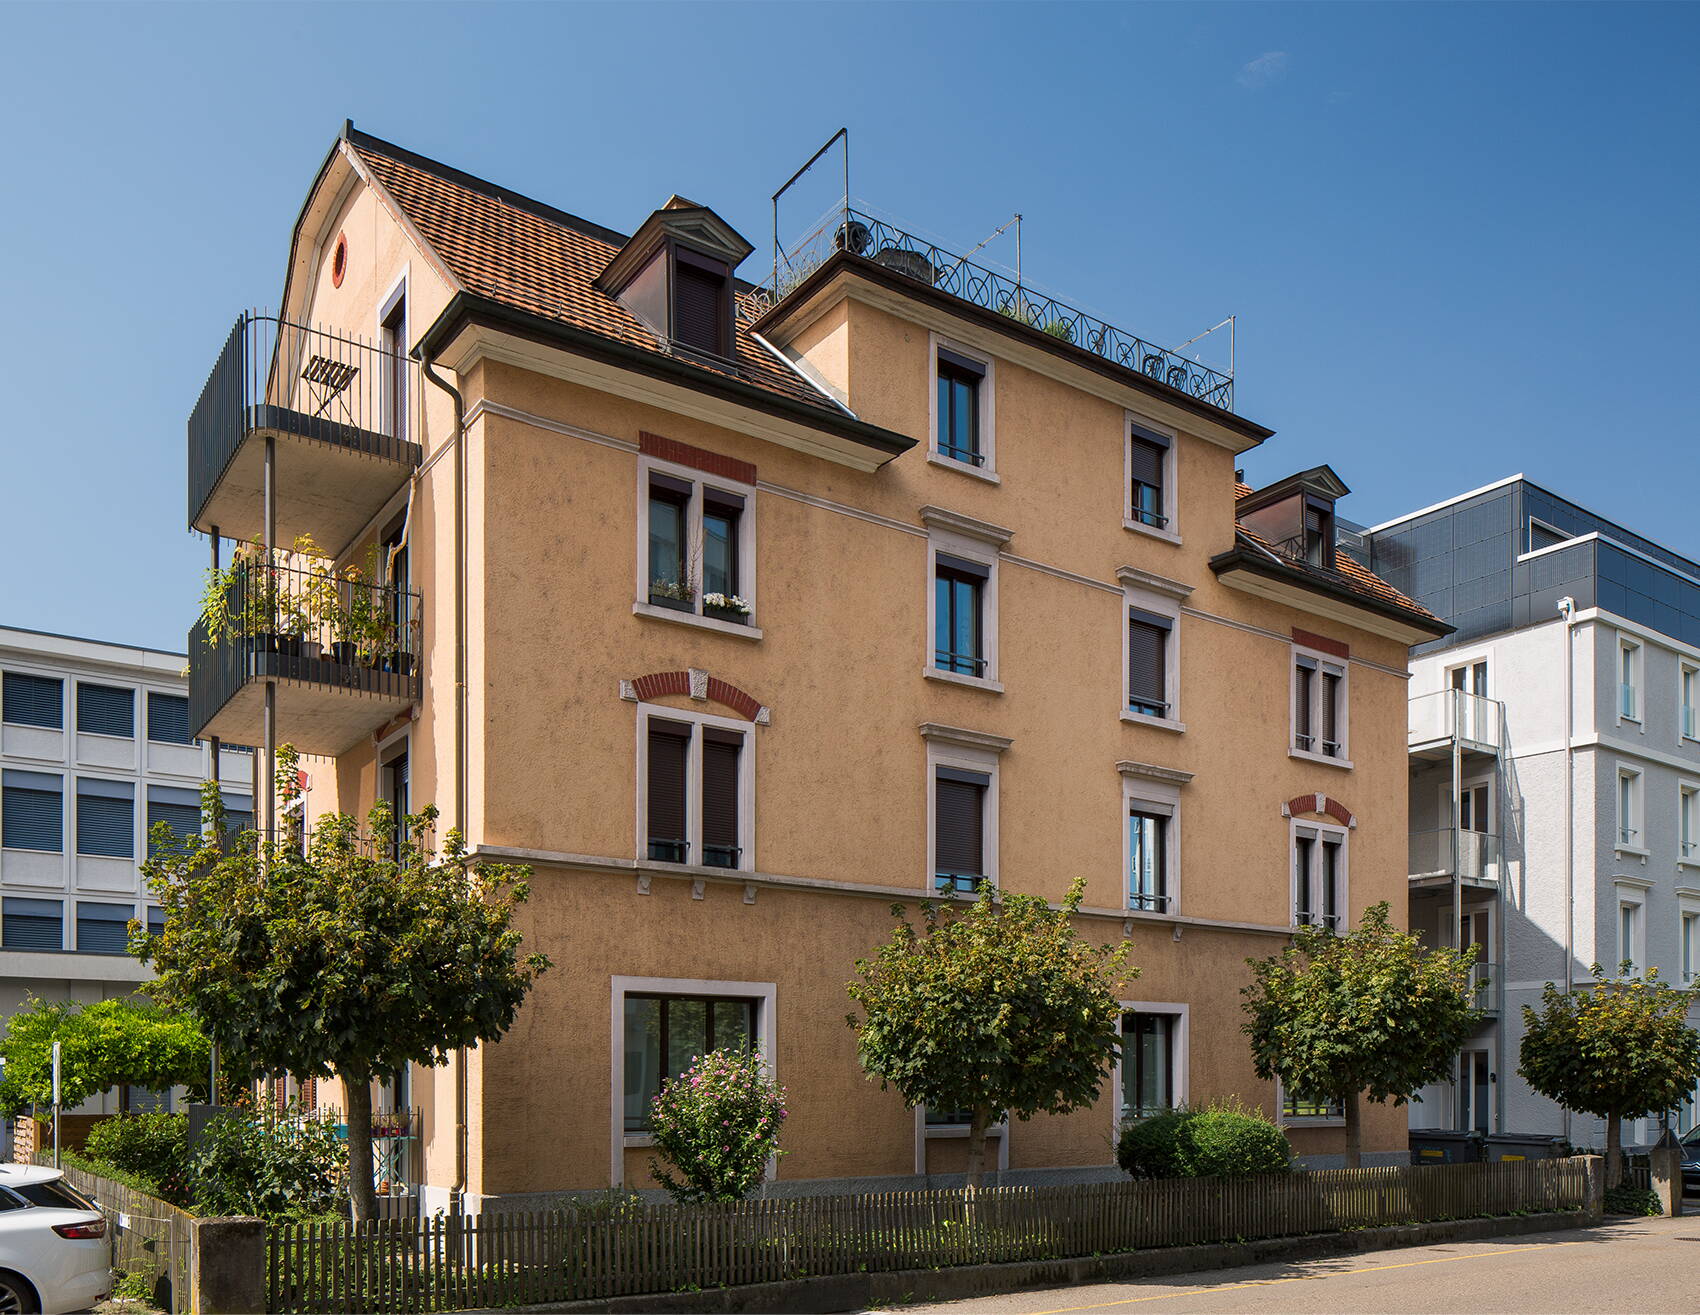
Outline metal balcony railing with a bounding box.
[1408,688,1505,753]
[188,555,421,746]
[747,207,1235,413]
[187,311,422,534]
[1409,828,1503,884]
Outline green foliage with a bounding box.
[1241,903,1483,1162]
[0,996,209,1116]
[648,1049,788,1203]
[138,764,549,1218]
[1040,320,1075,342]
[846,877,1132,1183]
[1604,1183,1663,1216]
[1518,965,1700,1186]
[189,1107,345,1218]
[1116,1100,1291,1179]
[84,1113,189,1200]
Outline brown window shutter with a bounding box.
[300,1078,317,1113]
[1128,436,1164,488]
[647,719,691,861]
[1127,617,1168,712]
[1321,671,1340,753]
[1295,659,1315,748]
[701,728,742,867]
[934,770,987,883]
[674,261,726,355]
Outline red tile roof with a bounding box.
[348,136,836,413]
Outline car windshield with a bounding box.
[15,1180,96,1211]
[1681,1125,1700,1147]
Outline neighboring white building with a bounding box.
[1363,477,1700,1147]
[0,625,252,1118]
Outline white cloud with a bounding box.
[1237,51,1289,90]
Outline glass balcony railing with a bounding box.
[1408,688,1504,753]
[1409,828,1502,884]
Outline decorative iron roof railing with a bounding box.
[743,206,1235,413]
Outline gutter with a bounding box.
[416,292,916,466]
[1208,545,1455,640]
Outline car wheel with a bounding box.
[0,1273,36,1315]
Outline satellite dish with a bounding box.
[835,220,872,256]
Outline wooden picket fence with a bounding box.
[49,1161,196,1312]
[266,1157,1598,1313]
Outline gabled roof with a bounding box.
[341,128,839,416]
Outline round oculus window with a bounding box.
[331,233,348,288]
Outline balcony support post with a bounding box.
[208,526,221,783]
[261,436,276,842]
[1451,702,1463,1123]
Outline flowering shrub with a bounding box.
[649,1048,787,1203]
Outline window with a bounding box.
[641,466,754,626]
[76,778,134,858]
[1126,613,1172,719]
[1128,809,1169,912]
[145,693,192,745]
[77,683,134,738]
[1121,1010,1180,1119]
[1618,900,1641,973]
[1528,518,1568,553]
[2,770,62,852]
[121,1086,171,1115]
[672,248,730,357]
[76,901,132,955]
[1126,422,1170,530]
[935,347,986,467]
[1293,651,1348,760]
[934,556,987,677]
[1618,769,1642,849]
[1281,1088,1345,1120]
[622,993,756,1131]
[379,283,409,443]
[1293,825,1346,929]
[1683,664,1698,741]
[1457,1051,1491,1134]
[3,672,62,729]
[384,751,409,863]
[1683,784,1699,862]
[1302,499,1335,569]
[147,787,202,851]
[1620,638,1641,721]
[642,712,748,870]
[934,768,989,893]
[2,897,62,951]
[146,907,166,940]
[1683,912,1698,984]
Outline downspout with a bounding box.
[420,351,469,1211]
[1558,595,1577,1146]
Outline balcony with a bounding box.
[746,206,1235,413]
[1409,827,1503,890]
[187,313,422,553]
[1408,689,1504,761]
[1470,961,1499,1013]
[189,556,420,758]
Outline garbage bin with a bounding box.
[1409,1128,1485,1164]
[1483,1133,1569,1162]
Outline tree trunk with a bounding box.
[346,1076,378,1222]
[964,1104,993,1190]
[1606,1112,1623,1190]
[1343,1093,1362,1169]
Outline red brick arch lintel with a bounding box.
[1285,793,1355,827]
[627,670,764,722]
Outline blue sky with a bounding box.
[3,2,1696,651]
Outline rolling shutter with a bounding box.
[3,770,63,852]
[77,683,134,738]
[1128,435,1165,488]
[647,719,691,862]
[1127,612,1170,713]
[701,728,743,868]
[76,901,133,954]
[673,256,726,355]
[77,778,134,858]
[2,897,62,951]
[147,692,192,745]
[935,768,987,889]
[3,673,63,729]
[1321,670,1341,755]
[148,786,203,846]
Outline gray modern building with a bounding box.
[1359,476,1700,1147]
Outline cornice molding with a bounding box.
[918,722,1014,754]
[1115,566,1195,600]
[919,505,1014,548]
[1117,760,1196,786]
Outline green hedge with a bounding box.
[1117,1100,1291,1178]
[83,1113,189,1202]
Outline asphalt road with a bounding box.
[880,1217,1696,1314]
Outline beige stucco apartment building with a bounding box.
[183,124,1449,1209]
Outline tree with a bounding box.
[0,996,209,1116]
[845,877,1132,1186]
[1241,902,1483,1167]
[137,764,550,1220]
[1518,964,1700,1187]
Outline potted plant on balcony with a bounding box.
[649,576,696,612]
[701,592,751,624]
[328,563,365,666]
[295,534,338,662]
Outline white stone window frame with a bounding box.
[608,974,777,1185]
[922,508,1010,694]
[1680,779,1700,869]
[1290,817,1350,931]
[1679,888,1700,985]
[633,702,756,874]
[927,334,998,483]
[1613,878,1650,975]
[1616,765,1646,856]
[1680,660,1700,745]
[1117,567,1190,733]
[1123,411,1182,546]
[921,723,1009,898]
[633,454,761,640]
[914,1106,1011,1175]
[1119,761,1191,917]
[1112,1000,1190,1136]
[1275,1079,1346,1129]
[1619,635,1642,727]
[1290,644,1352,770]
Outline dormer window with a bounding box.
[1237,466,1350,573]
[594,196,754,365]
[1302,499,1335,569]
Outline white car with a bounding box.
[0,1166,110,1314]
